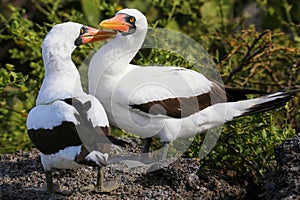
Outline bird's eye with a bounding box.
[129,17,135,23]
[80,27,85,35]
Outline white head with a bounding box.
[37,22,116,105]
[100,8,148,37]
[88,9,148,81]
[42,22,116,61]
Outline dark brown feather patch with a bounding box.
[130,83,226,118]
[28,121,82,155]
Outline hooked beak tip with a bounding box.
[99,20,107,27]
[75,27,116,46]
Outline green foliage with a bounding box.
[0,64,27,90]
[0,1,86,153]
[0,64,29,152]
[0,0,119,153]
[0,0,299,181]
[185,106,295,176]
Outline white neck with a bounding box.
[88,29,146,94]
[36,52,84,105]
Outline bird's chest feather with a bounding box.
[40,146,84,170]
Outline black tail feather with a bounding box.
[240,89,300,117]
[225,87,269,102]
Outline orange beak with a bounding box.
[99,14,131,32]
[75,26,116,45]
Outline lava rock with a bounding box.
[259,133,300,200]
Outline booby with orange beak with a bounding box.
[88,9,299,161]
[26,22,120,195]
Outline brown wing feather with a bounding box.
[28,121,82,155]
[130,83,226,118]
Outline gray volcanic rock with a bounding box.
[259,133,300,200]
[1,135,299,200]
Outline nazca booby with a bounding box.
[88,9,299,160]
[26,22,120,195]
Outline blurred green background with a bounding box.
[0,0,299,179]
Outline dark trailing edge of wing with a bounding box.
[28,121,82,155]
[130,84,226,118]
[28,98,129,155]
[210,78,270,102]
[239,89,300,117]
[130,93,211,118]
[225,87,269,102]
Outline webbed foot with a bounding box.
[47,182,72,196]
[44,170,72,196]
[25,183,72,196]
[79,167,119,193]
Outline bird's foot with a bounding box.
[79,184,95,193]
[26,183,71,196]
[95,180,119,193]
[43,170,72,196]
[79,180,119,193]
[47,182,72,196]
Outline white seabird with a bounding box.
[26,22,119,195]
[88,9,299,160]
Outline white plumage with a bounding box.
[26,22,118,195]
[88,9,299,160]
[27,100,79,130]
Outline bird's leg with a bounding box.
[95,166,119,193]
[94,166,104,192]
[80,167,119,193]
[45,170,54,192]
[142,137,153,153]
[45,170,71,196]
[141,137,153,163]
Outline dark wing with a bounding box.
[130,83,226,118]
[28,121,82,155]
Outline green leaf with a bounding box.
[80,0,101,26]
[166,18,180,31]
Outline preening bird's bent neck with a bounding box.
[36,78,84,105]
[37,57,85,105]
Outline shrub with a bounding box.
[0,1,299,180]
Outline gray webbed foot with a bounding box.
[79,167,119,194]
[45,170,72,196]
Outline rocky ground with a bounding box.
[0,135,299,200]
[259,133,300,200]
